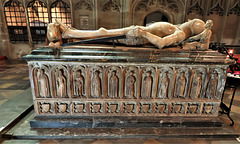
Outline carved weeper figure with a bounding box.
[190,73,202,99]
[142,71,153,98]
[206,73,218,99]
[158,72,169,99]
[38,69,50,98]
[125,71,136,98]
[91,71,101,98]
[109,71,119,98]
[175,72,186,98]
[56,69,67,98]
[74,70,84,96]
[47,19,212,49]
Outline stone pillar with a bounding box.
[23,0,34,50]
[217,1,231,43]
[0,1,10,57]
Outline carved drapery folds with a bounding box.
[29,62,226,116]
[141,67,156,99]
[174,68,190,99]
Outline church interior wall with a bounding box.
[0,0,239,59]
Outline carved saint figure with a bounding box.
[38,69,50,98]
[91,71,101,98]
[109,71,119,98]
[158,72,169,99]
[74,70,84,96]
[175,72,186,98]
[206,73,218,99]
[56,69,67,97]
[47,19,212,50]
[125,71,136,98]
[142,71,153,98]
[190,73,202,99]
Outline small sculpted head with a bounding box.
[40,69,44,75]
[146,71,151,77]
[205,20,213,29]
[112,71,116,75]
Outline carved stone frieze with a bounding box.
[106,102,120,114]
[187,102,201,114]
[155,102,168,114]
[29,62,227,117]
[38,102,53,114]
[56,102,70,114]
[73,102,87,114]
[171,102,185,114]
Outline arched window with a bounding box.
[27,0,48,43]
[51,0,71,26]
[144,11,169,26]
[4,0,28,43]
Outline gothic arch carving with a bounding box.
[131,0,184,24]
[74,0,93,11]
[133,0,184,13]
[208,0,225,16]
[102,0,121,12]
[187,1,205,16]
[228,1,240,16]
[50,0,70,6]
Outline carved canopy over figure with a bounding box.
[46,19,213,50]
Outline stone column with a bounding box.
[217,0,231,43]
[23,0,34,50]
[70,0,74,26]
[0,1,10,57]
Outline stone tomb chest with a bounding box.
[23,46,233,127]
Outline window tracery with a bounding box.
[4,0,28,43]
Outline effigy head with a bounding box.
[189,19,205,35]
[47,22,62,42]
[205,20,213,29]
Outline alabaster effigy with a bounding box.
[23,19,233,128]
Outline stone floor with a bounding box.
[0,60,240,144]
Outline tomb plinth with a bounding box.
[23,46,233,128]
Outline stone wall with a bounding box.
[1,0,240,59]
